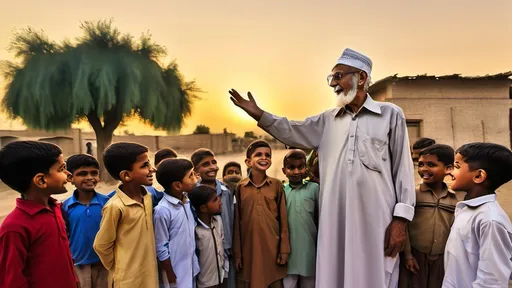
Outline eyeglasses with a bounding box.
[327,71,357,85]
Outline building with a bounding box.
[368,72,512,149]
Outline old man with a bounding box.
[229,48,415,287]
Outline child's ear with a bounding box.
[282,167,286,175]
[119,170,131,182]
[172,181,181,191]
[200,204,208,213]
[67,173,73,183]
[33,173,47,189]
[244,158,251,167]
[445,164,454,175]
[473,169,487,184]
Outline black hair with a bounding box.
[191,148,215,167]
[66,154,100,174]
[223,161,242,177]
[155,148,178,166]
[187,185,217,211]
[456,142,512,191]
[0,141,62,193]
[283,149,307,167]
[419,144,454,166]
[156,158,194,191]
[246,140,271,159]
[413,138,436,150]
[103,142,148,180]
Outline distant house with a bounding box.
[368,72,512,149]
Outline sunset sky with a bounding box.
[0,0,510,136]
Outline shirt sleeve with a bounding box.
[277,183,291,255]
[388,113,415,221]
[93,203,121,271]
[153,207,171,262]
[0,232,29,288]
[473,220,512,287]
[257,111,326,150]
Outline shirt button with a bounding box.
[350,135,354,138]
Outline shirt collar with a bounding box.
[68,190,101,206]
[196,179,229,196]
[419,182,455,195]
[163,192,189,205]
[197,216,219,229]
[334,94,382,117]
[115,185,148,206]
[239,176,273,188]
[458,194,496,209]
[16,197,58,216]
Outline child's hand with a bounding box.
[235,258,243,271]
[277,254,288,265]
[167,270,177,284]
[405,257,419,274]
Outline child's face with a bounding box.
[195,156,219,182]
[223,166,242,184]
[129,152,156,186]
[178,168,199,193]
[282,158,307,185]
[451,153,478,191]
[417,154,452,185]
[43,154,71,195]
[70,166,100,193]
[245,147,272,172]
[203,194,222,216]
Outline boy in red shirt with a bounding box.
[0,141,78,287]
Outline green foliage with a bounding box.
[193,124,210,134]
[1,19,198,132]
[244,131,257,139]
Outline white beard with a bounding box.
[335,75,358,108]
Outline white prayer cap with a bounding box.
[336,48,372,76]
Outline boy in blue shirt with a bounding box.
[62,154,109,288]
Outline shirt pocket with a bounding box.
[303,198,315,213]
[356,129,388,172]
[263,194,279,219]
[459,228,479,268]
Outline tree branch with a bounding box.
[86,112,103,133]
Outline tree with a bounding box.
[244,131,257,139]
[1,20,199,181]
[193,124,210,134]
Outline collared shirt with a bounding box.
[233,176,290,287]
[108,185,163,208]
[407,183,464,256]
[443,194,512,287]
[0,198,77,288]
[197,179,235,252]
[93,187,158,288]
[195,216,225,288]
[258,94,416,288]
[61,190,110,266]
[284,180,320,277]
[154,193,200,288]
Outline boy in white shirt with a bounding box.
[443,142,512,287]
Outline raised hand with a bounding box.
[229,89,264,121]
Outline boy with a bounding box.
[188,185,226,288]
[93,142,158,288]
[153,158,200,288]
[443,142,512,287]
[412,138,436,163]
[222,161,243,191]
[107,147,177,208]
[399,144,464,288]
[62,154,110,288]
[234,140,290,288]
[191,149,236,283]
[282,150,319,288]
[0,141,78,287]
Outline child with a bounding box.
[399,144,464,288]
[411,138,436,163]
[191,149,235,277]
[234,140,290,288]
[62,154,109,288]
[188,185,226,288]
[93,142,158,288]
[107,147,177,208]
[222,161,243,191]
[282,149,319,288]
[153,158,200,288]
[442,142,512,287]
[0,141,78,287]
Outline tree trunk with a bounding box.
[95,129,115,183]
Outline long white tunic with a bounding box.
[258,95,415,287]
